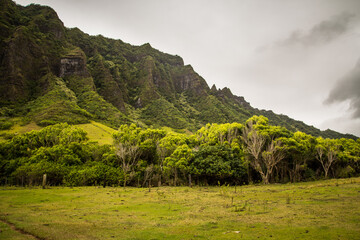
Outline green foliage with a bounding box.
[196,122,243,146]
[140,98,191,129]
[64,162,121,186]
[0,1,359,187]
[164,144,194,174]
[0,123,120,186]
[77,90,130,128]
[87,53,127,111]
[192,145,246,184]
[23,75,91,126]
[0,115,359,187]
[0,118,14,130]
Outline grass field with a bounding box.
[0,178,359,240]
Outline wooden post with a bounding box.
[174,168,177,187]
[42,174,47,189]
[188,173,192,188]
[158,175,162,187]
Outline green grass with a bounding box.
[0,178,359,239]
[76,121,117,145]
[0,221,32,240]
[4,121,41,134]
[0,120,41,142]
[0,119,116,145]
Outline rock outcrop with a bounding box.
[60,51,90,78]
[172,65,209,96]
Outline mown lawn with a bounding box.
[0,178,359,240]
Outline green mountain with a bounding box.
[0,0,357,139]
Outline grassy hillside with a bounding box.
[0,178,359,239]
[0,120,41,142]
[0,120,116,145]
[76,121,116,145]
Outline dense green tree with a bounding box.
[337,138,360,177]
[113,124,142,187]
[164,144,194,186]
[242,116,290,184]
[156,132,194,185]
[196,122,243,146]
[280,132,316,182]
[316,138,340,178]
[191,145,245,185]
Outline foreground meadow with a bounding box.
[0,178,359,240]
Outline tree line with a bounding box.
[0,116,359,187]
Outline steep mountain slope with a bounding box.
[0,0,356,139]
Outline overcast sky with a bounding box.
[15,0,360,136]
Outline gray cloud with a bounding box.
[325,59,360,118]
[278,12,356,47]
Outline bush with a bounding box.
[64,163,122,186]
[338,165,355,178]
[0,119,14,130]
[12,161,69,186]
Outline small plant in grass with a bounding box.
[234,200,248,212]
[263,199,268,212]
[286,194,291,204]
[156,190,166,200]
[219,182,230,197]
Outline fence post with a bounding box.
[42,174,47,189]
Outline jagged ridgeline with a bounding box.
[0,0,356,139]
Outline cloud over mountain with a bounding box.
[277,12,356,47]
[325,58,360,118]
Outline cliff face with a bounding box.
[172,65,209,97]
[60,56,89,78]
[0,0,356,139]
[0,1,66,103]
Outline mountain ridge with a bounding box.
[0,0,357,139]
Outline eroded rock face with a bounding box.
[172,66,209,96]
[179,75,192,91]
[60,56,89,77]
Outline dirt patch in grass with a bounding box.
[0,218,43,240]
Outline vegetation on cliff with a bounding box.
[0,0,357,139]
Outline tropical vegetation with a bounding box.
[1,116,359,187]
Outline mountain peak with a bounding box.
[0,0,356,139]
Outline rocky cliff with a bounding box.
[60,54,89,78]
[0,0,356,139]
